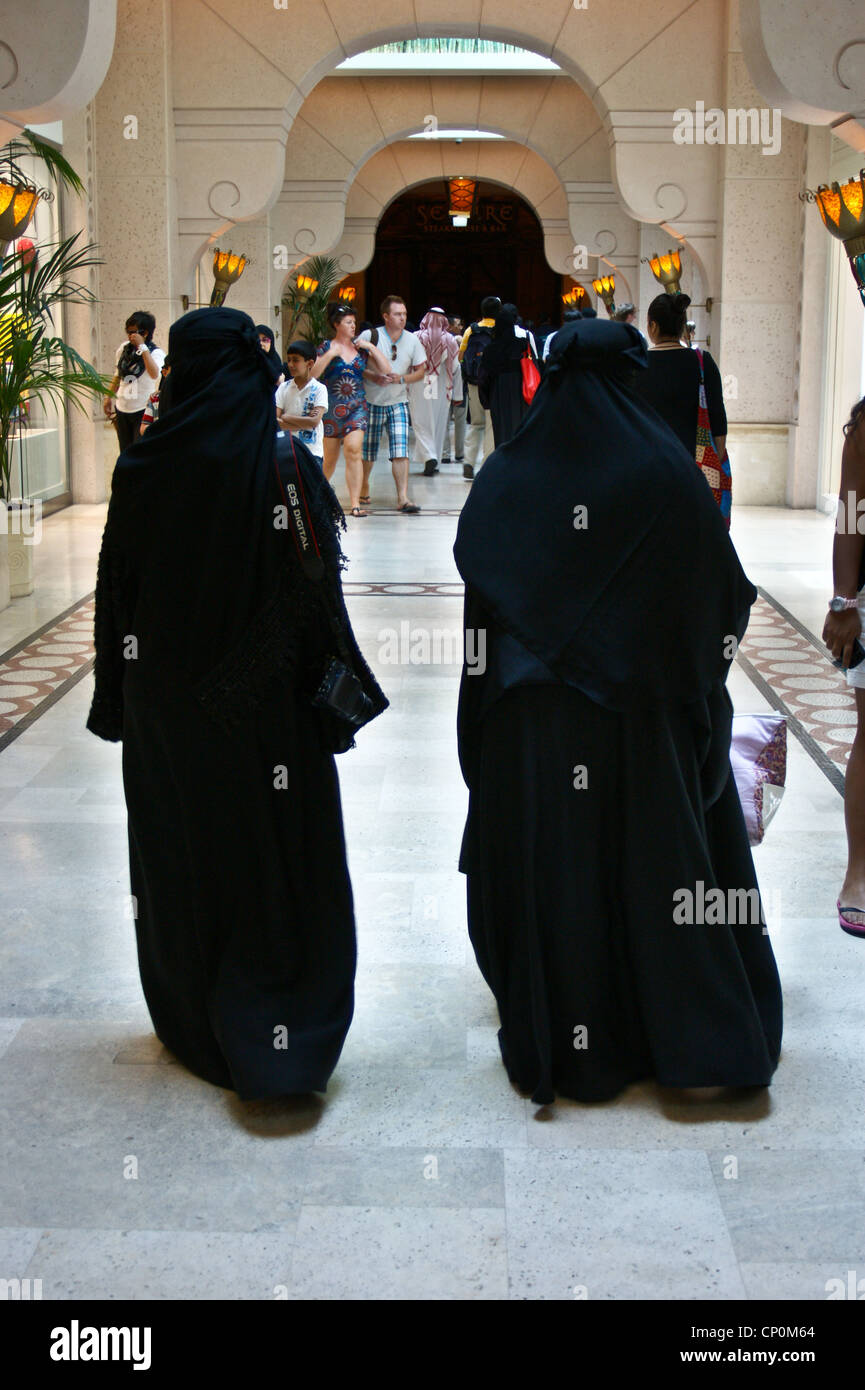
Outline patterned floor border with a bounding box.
[0,593,96,753]
[0,583,855,794]
[343,582,465,596]
[350,508,465,517]
[737,587,852,796]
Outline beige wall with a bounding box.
[7,0,862,506]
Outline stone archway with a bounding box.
[363,179,564,328]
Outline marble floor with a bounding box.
[0,466,862,1302]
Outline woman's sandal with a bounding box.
[350,506,368,518]
[359,494,371,505]
[837,899,865,938]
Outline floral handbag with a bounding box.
[730,714,787,845]
[695,348,732,529]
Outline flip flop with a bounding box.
[837,899,865,938]
[398,502,420,514]
[350,506,368,518]
[359,495,371,505]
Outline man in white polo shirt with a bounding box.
[355,295,426,514]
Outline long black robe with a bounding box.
[87,308,387,1099]
[455,319,782,1104]
[477,334,529,447]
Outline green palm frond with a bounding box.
[281,254,346,346]
[0,232,107,499]
[0,131,85,197]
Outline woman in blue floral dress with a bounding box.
[313,306,392,516]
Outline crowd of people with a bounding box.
[91,282,865,1108]
[103,289,729,509]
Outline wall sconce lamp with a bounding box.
[0,177,45,269]
[562,284,589,309]
[642,248,683,294]
[210,249,248,307]
[592,275,616,314]
[802,169,865,305]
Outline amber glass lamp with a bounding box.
[562,284,589,309]
[210,249,248,307]
[642,248,683,294]
[448,176,476,223]
[0,181,41,266]
[592,275,616,313]
[803,170,865,305]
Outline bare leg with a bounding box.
[344,429,365,511]
[391,456,413,509]
[840,688,865,920]
[322,436,339,483]
[360,456,374,500]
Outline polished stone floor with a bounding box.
[0,466,862,1302]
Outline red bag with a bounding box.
[695,348,732,529]
[520,343,541,404]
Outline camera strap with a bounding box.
[274,434,353,665]
[274,431,325,582]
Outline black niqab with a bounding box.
[455,318,755,712]
[85,307,386,1099]
[89,307,384,740]
[255,322,284,376]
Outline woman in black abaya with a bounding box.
[454,318,782,1106]
[477,303,533,447]
[87,307,387,1100]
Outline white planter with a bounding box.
[8,527,34,597]
[4,501,38,599]
[0,527,10,613]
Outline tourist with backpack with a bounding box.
[459,296,500,478]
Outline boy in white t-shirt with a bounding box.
[275,340,328,464]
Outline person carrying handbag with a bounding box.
[630,292,731,526]
[477,303,540,448]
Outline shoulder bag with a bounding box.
[694,347,732,529]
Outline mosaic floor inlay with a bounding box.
[0,594,96,752]
[737,589,853,794]
[0,584,855,794]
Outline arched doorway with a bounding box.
[362,180,564,328]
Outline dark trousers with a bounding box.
[114,409,145,452]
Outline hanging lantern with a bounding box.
[802,169,865,305]
[0,179,41,267]
[562,284,589,308]
[642,248,683,294]
[592,275,616,314]
[448,176,476,223]
[210,249,248,306]
[296,273,320,295]
[338,285,356,303]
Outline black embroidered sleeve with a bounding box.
[85,528,128,742]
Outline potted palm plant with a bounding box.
[281,255,344,347]
[0,133,107,608]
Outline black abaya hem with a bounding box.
[460,683,783,1106]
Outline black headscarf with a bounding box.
[454,317,756,712]
[255,323,284,376]
[481,303,525,376]
[87,307,385,740]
